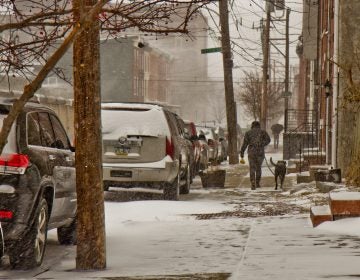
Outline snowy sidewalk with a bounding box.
[2,148,360,279]
[230,215,360,280]
[4,214,360,279]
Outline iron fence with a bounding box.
[283,109,326,172]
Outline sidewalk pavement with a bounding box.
[230,215,360,280]
[2,148,359,279]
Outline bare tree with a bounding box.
[210,97,226,124]
[0,0,210,269]
[236,71,284,123]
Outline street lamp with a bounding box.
[324,79,332,98]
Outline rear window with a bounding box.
[197,127,215,139]
[101,107,171,138]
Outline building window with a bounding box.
[145,54,150,73]
[133,76,138,96]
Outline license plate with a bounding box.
[110,170,132,178]
[115,146,130,156]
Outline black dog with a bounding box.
[270,157,287,190]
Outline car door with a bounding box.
[37,112,76,225]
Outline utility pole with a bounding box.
[219,0,238,164]
[284,8,290,132]
[261,7,270,130]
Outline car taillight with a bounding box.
[0,154,29,175]
[0,210,13,220]
[166,137,175,159]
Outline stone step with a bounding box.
[330,192,360,219]
[310,205,333,227]
[296,173,313,184]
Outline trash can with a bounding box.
[199,169,226,188]
[314,168,341,183]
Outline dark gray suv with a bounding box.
[0,99,76,269]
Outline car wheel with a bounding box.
[180,164,191,195]
[164,174,180,200]
[57,218,77,245]
[11,198,48,269]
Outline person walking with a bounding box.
[270,123,284,149]
[240,121,271,190]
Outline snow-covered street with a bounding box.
[2,154,360,279]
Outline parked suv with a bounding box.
[0,99,76,269]
[173,115,193,192]
[101,102,192,199]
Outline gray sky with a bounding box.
[204,0,303,80]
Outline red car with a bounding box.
[184,120,203,175]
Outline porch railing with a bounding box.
[283,109,326,172]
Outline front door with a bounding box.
[37,112,76,225]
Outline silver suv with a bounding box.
[101,103,192,200]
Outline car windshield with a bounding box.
[101,107,171,138]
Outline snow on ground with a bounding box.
[38,200,246,278]
[317,217,360,236]
[3,148,360,279]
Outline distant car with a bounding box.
[215,126,228,161]
[197,132,209,172]
[173,115,194,192]
[101,102,192,199]
[0,99,77,269]
[196,125,221,164]
[183,120,202,175]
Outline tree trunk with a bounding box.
[73,0,106,270]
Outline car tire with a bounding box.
[180,164,191,195]
[11,198,48,269]
[57,218,77,245]
[164,174,180,200]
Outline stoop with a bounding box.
[330,192,360,220]
[310,205,333,227]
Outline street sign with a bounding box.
[201,47,222,54]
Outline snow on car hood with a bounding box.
[101,108,170,139]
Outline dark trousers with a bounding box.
[248,154,265,188]
[273,134,279,149]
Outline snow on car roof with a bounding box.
[101,102,163,110]
[101,104,170,138]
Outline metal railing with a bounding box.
[284,109,326,172]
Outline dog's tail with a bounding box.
[269,157,277,167]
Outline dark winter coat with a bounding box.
[240,127,271,157]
